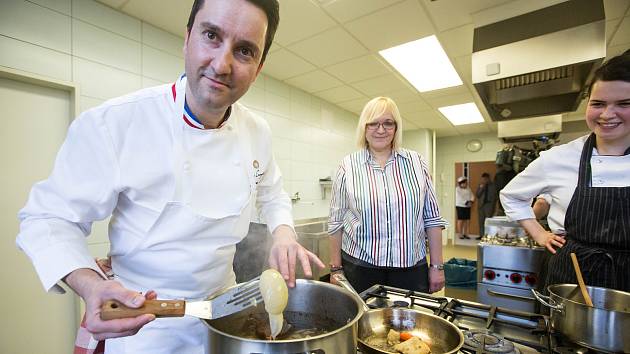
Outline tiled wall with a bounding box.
[0,0,368,224]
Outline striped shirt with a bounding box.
[328,148,447,267]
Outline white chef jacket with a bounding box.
[500,135,630,234]
[16,77,293,293]
[455,186,474,207]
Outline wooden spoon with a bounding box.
[570,252,594,307]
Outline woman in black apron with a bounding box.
[546,133,630,291]
[500,50,630,292]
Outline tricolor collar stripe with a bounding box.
[183,100,205,129]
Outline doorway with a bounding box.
[454,161,497,243]
[0,75,76,354]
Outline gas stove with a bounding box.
[359,284,549,353]
[357,285,600,354]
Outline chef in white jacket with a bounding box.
[16,0,323,353]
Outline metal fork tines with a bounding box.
[227,276,263,308]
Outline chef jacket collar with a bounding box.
[183,99,232,130]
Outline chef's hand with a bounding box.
[269,225,325,287]
[428,267,445,293]
[531,230,566,254]
[65,268,156,340]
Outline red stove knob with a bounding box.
[484,270,496,280]
[525,274,537,286]
[510,273,522,283]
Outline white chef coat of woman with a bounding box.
[500,50,630,291]
[16,0,323,353]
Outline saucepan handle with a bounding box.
[332,273,370,312]
[531,289,564,313]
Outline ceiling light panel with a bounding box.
[438,102,484,125]
[379,35,463,92]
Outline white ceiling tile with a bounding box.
[421,85,471,101]
[423,92,476,110]
[269,42,282,53]
[323,0,403,23]
[287,27,368,67]
[607,43,630,59]
[324,55,391,83]
[455,123,491,135]
[96,0,127,8]
[284,70,342,93]
[453,55,473,85]
[351,74,411,96]
[402,118,419,131]
[261,49,316,80]
[314,85,365,104]
[604,0,630,21]
[337,97,371,114]
[345,0,435,51]
[273,0,337,46]
[609,16,630,47]
[438,24,473,58]
[405,109,445,128]
[386,89,422,104]
[397,100,433,117]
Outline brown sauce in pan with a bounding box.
[238,312,342,340]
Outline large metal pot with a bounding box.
[204,279,363,354]
[533,284,630,353]
[334,274,464,354]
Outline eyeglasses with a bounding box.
[366,121,396,131]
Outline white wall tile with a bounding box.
[142,23,184,58]
[276,159,292,181]
[79,95,104,114]
[0,0,71,53]
[0,35,72,81]
[272,137,292,160]
[265,76,291,98]
[265,91,291,118]
[72,0,141,40]
[142,76,166,88]
[30,0,71,15]
[142,45,183,82]
[73,57,141,99]
[240,85,265,111]
[73,20,141,73]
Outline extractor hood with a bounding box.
[472,0,605,121]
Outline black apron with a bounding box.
[546,134,630,291]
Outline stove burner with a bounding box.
[392,300,409,308]
[463,330,520,354]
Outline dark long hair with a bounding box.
[186,0,279,65]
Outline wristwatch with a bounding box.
[429,263,444,270]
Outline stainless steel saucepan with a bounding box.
[533,284,630,353]
[333,273,464,354]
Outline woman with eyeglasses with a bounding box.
[327,96,447,293]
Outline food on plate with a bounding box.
[393,336,431,354]
[387,329,401,345]
[259,269,288,339]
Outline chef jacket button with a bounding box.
[234,160,240,166]
[597,159,603,163]
[183,162,191,171]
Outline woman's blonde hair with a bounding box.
[355,96,403,150]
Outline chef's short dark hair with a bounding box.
[481,172,490,178]
[186,0,279,65]
[588,49,630,95]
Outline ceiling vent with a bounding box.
[472,0,605,121]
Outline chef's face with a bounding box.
[586,80,630,149]
[365,113,397,151]
[184,0,266,114]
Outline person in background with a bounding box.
[475,172,497,240]
[500,50,630,292]
[455,176,474,240]
[15,0,323,353]
[327,96,447,294]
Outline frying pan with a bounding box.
[333,273,464,354]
